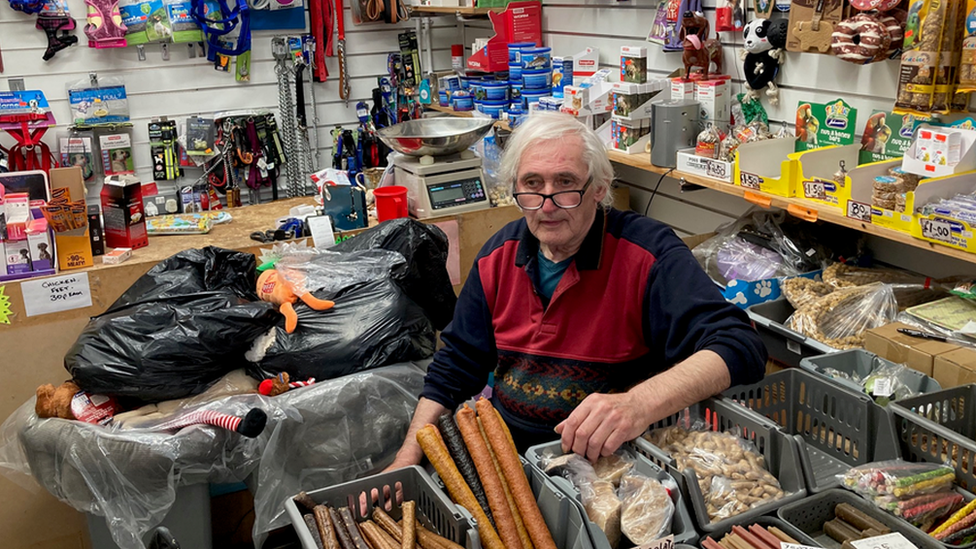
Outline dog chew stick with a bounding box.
[835,503,890,534]
[315,505,341,549]
[415,521,464,549]
[362,521,399,549]
[416,424,505,549]
[295,491,319,511]
[456,405,524,549]
[768,526,799,544]
[702,537,725,549]
[372,508,404,543]
[475,398,557,549]
[305,514,326,549]
[478,416,533,549]
[825,518,863,543]
[732,525,772,549]
[338,507,372,549]
[437,413,494,526]
[749,524,785,549]
[358,522,377,549]
[402,501,417,549]
[332,508,358,549]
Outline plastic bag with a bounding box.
[543,452,622,547]
[619,472,674,544]
[781,276,835,310]
[861,360,921,406]
[332,217,456,331]
[842,461,956,500]
[822,263,949,308]
[789,282,898,350]
[643,424,786,523]
[878,491,963,529]
[65,247,279,403]
[246,250,436,381]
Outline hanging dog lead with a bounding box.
[272,36,301,197]
[294,61,314,196]
[336,0,350,106]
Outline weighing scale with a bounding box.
[393,150,490,219]
[377,117,496,220]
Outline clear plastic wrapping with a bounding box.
[541,451,674,548]
[644,424,786,524]
[878,491,963,529]
[860,360,921,406]
[842,460,956,500]
[0,363,427,549]
[789,282,898,349]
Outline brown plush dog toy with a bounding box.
[680,10,723,81]
[35,381,81,419]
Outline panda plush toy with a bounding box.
[740,18,789,105]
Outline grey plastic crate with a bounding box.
[699,515,821,548]
[285,466,480,549]
[891,384,976,492]
[800,349,942,399]
[524,439,698,548]
[777,488,941,549]
[748,298,837,367]
[429,459,598,549]
[724,368,901,493]
[637,397,808,533]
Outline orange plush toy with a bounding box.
[256,269,335,333]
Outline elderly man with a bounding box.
[388,112,766,468]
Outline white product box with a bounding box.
[696,79,729,127]
[671,78,695,102]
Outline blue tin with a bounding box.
[481,81,509,101]
[438,89,450,107]
[444,75,461,91]
[522,88,551,109]
[480,99,508,119]
[520,47,551,70]
[452,91,474,111]
[508,63,522,81]
[522,68,552,90]
[508,42,536,64]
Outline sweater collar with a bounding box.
[515,207,606,271]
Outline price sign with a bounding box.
[740,173,762,190]
[782,543,820,549]
[847,200,872,222]
[921,218,954,244]
[639,534,673,549]
[850,532,917,549]
[21,273,93,317]
[803,180,826,200]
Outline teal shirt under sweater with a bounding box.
[535,249,572,302]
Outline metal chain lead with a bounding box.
[273,37,301,198]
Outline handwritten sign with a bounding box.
[847,200,872,222]
[21,273,92,317]
[307,215,337,249]
[921,218,954,244]
[782,543,820,549]
[639,534,673,549]
[850,532,917,549]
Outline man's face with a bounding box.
[515,137,606,251]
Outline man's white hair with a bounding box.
[498,112,615,208]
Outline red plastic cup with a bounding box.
[374,185,409,222]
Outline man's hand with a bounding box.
[382,449,422,473]
[554,391,650,462]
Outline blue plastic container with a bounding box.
[458,76,472,90]
[452,91,474,111]
[522,68,552,90]
[508,63,522,82]
[508,42,536,64]
[510,83,523,103]
[520,46,551,70]
[480,99,508,119]
[552,56,566,98]
[481,81,509,101]
[438,89,450,107]
[522,88,551,109]
[444,75,461,91]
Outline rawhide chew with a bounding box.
[306,514,327,549]
[315,505,342,549]
[339,507,372,549]
[416,424,505,549]
[476,398,557,549]
[835,503,890,534]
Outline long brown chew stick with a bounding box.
[416,424,505,549]
[372,508,404,543]
[456,405,524,549]
[358,522,377,549]
[362,521,399,549]
[416,521,464,549]
[479,416,533,549]
[339,507,372,549]
[835,503,891,534]
[402,501,417,549]
[768,526,799,544]
[305,514,326,549]
[315,505,341,549]
[476,398,557,549]
[332,508,358,549]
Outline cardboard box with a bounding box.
[620,45,647,83]
[696,79,729,127]
[933,348,976,388]
[102,247,132,265]
[4,239,31,275]
[49,167,94,271]
[671,78,695,102]
[864,322,959,378]
[100,175,147,249]
[87,205,104,256]
[26,218,54,271]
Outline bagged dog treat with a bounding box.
[932,0,967,113]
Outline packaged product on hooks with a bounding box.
[58,131,97,183]
[99,132,135,175]
[67,74,129,126]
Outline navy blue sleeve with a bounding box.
[420,260,497,409]
[643,245,767,388]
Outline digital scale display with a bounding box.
[428,177,486,210]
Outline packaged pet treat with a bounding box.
[896,0,950,114]
[959,0,976,92]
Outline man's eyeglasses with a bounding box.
[513,179,592,210]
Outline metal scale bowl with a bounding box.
[377,118,495,219]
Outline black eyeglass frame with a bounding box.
[512,178,593,210]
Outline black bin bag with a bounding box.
[332,218,457,330]
[245,249,437,381]
[64,247,278,402]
